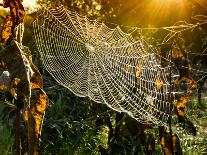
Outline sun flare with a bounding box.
[22,0,37,8]
[117,0,189,27]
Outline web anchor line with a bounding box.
[33,5,181,127]
[168,43,174,155]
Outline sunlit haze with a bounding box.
[116,0,190,26]
[0,0,37,8]
[23,0,37,8]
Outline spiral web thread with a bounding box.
[33,5,178,126]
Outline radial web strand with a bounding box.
[33,6,178,126]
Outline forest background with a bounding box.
[0,0,207,154]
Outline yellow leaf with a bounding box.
[10,88,17,96]
[23,110,28,122]
[31,82,41,89]
[188,64,192,71]
[172,99,178,107]
[155,77,163,90]
[13,77,21,86]
[0,85,8,90]
[1,15,13,44]
[173,79,180,87]
[125,64,130,72]
[31,90,48,138]
[160,137,165,146]
[172,47,184,59]
[136,63,143,78]
[127,47,132,55]
[176,96,189,117]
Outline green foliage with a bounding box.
[0,123,14,154]
[0,1,207,155]
[170,94,207,155]
[38,78,111,154]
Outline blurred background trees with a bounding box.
[0,0,207,154]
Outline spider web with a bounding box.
[33,5,178,126]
